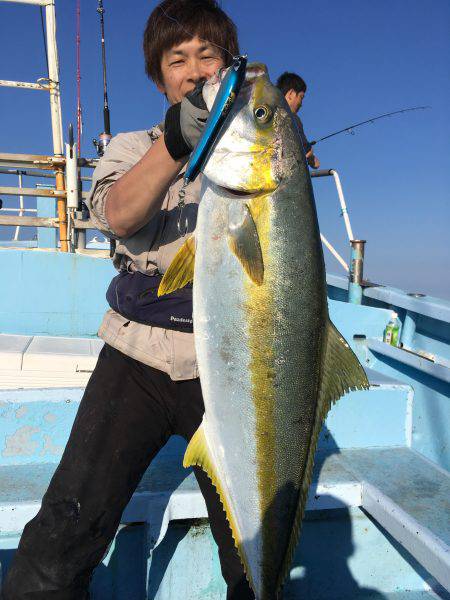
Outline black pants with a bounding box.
[2,344,254,600]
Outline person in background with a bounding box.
[276,71,320,169]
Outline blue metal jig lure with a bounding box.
[177,55,247,235]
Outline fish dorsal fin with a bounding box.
[227,203,264,286]
[278,319,369,589]
[158,235,195,297]
[184,423,256,594]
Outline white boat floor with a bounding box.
[0,333,406,390]
[0,333,103,389]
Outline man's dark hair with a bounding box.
[144,0,239,84]
[276,72,307,96]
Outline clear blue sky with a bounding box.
[1,0,449,299]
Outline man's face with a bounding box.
[285,89,305,113]
[157,36,225,104]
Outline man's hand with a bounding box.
[106,82,210,239]
[164,82,209,161]
[306,150,320,169]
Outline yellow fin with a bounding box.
[184,424,256,594]
[227,203,264,285]
[158,235,195,297]
[278,319,369,589]
[317,319,370,418]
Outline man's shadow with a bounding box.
[283,426,386,599]
[88,426,444,599]
[90,435,194,599]
[89,427,386,600]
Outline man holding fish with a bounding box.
[3,2,255,599]
[2,0,367,598]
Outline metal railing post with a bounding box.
[310,169,355,274]
[330,170,354,242]
[348,240,366,304]
[45,0,64,156]
[55,166,68,251]
[13,172,24,241]
[45,0,68,251]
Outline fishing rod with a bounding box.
[93,0,112,157]
[310,106,431,146]
[76,0,82,152]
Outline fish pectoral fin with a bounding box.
[184,424,245,566]
[279,319,369,589]
[158,235,195,297]
[227,203,264,285]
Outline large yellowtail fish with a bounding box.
[160,64,369,599]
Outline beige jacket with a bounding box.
[86,125,201,381]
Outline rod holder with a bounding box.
[75,209,89,250]
[65,142,79,209]
[348,240,366,304]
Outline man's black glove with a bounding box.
[164,82,209,161]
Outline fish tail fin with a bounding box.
[279,319,369,588]
[184,424,256,594]
[158,234,195,297]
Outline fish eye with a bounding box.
[254,105,273,124]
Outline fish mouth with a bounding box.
[215,184,273,199]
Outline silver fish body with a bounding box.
[161,63,368,599]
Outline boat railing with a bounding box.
[0,155,371,301]
[1,0,69,246]
[0,152,103,252]
[1,0,370,300]
[310,169,367,304]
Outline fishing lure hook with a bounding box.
[177,184,189,236]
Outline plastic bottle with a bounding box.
[384,312,400,347]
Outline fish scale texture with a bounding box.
[180,64,368,599]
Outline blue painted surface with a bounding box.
[364,285,450,323]
[0,388,82,466]
[326,272,450,475]
[36,188,57,248]
[323,387,410,450]
[414,315,450,362]
[329,298,391,344]
[348,281,363,305]
[0,249,115,336]
[0,380,410,469]
[400,311,418,348]
[1,521,441,599]
[370,354,450,471]
[0,241,37,248]
[91,524,148,600]
[1,249,450,597]
[367,339,450,384]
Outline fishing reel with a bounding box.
[92,132,112,157]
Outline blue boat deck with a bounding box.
[0,249,449,598]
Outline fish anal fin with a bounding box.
[158,235,195,297]
[278,319,369,589]
[227,203,264,285]
[184,424,256,594]
[317,319,370,420]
